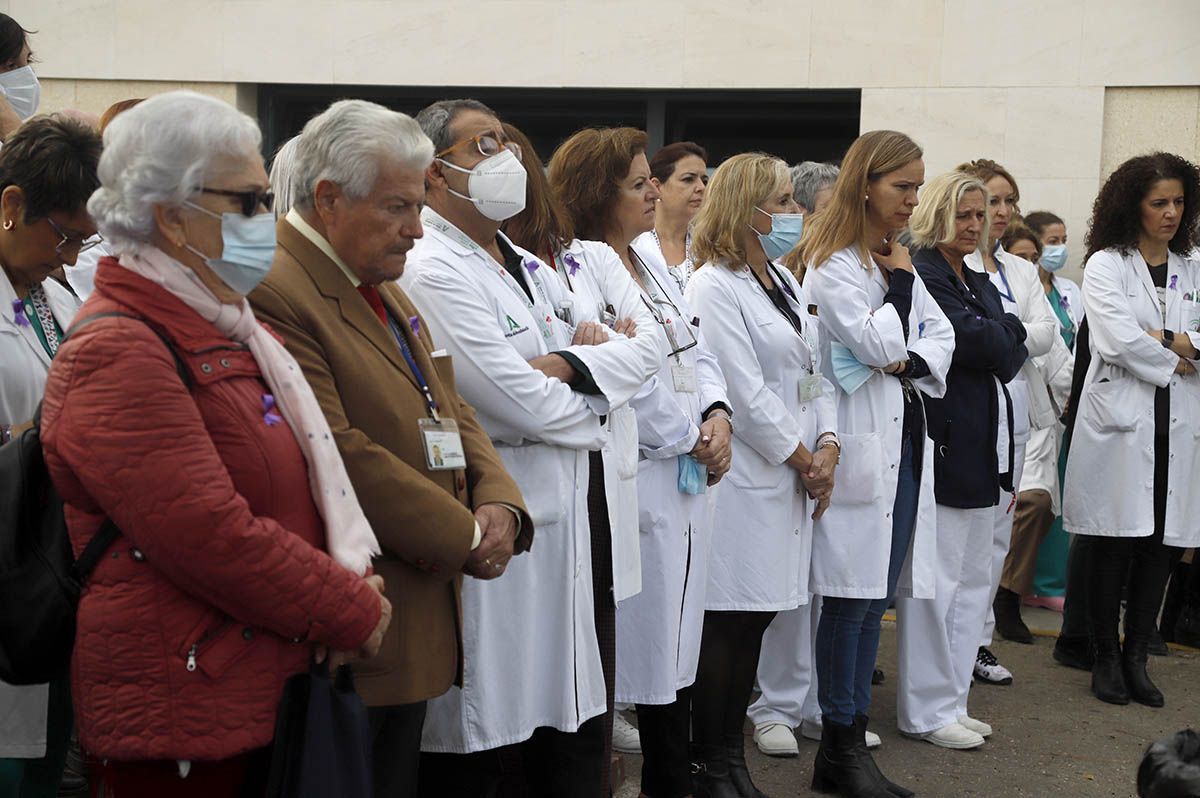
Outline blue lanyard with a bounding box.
[384,312,440,421]
[994,260,1016,303]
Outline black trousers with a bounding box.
[1060,532,1095,643]
[1088,430,1182,645]
[691,610,777,747]
[368,701,427,798]
[635,687,693,798]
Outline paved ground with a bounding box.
[615,607,1199,798]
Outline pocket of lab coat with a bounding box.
[1083,377,1140,433]
[496,445,569,528]
[830,432,885,505]
[1181,299,1200,333]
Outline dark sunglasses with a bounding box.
[201,187,275,217]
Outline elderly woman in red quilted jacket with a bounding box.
[39,91,391,796]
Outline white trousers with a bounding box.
[980,444,1026,646]
[747,597,821,728]
[896,505,993,733]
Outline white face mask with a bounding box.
[438,148,527,222]
[0,66,41,121]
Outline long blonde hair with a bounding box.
[908,171,990,250]
[790,130,922,274]
[691,152,790,270]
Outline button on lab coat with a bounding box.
[805,249,954,600]
[685,261,835,611]
[1063,248,1200,547]
[402,209,659,753]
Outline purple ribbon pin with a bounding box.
[262,393,282,426]
[1169,274,1179,290]
[11,298,30,328]
[523,258,539,274]
[563,253,581,277]
[409,315,421,336]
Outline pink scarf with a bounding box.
[117,246,380,575]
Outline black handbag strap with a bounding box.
[57,311,193,581]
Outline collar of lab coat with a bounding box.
[0,267,79,368]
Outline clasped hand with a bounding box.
[690,416,732,485]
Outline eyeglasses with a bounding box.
[436,133,522,163]
[200,187,275,217]
[44,216,104,255]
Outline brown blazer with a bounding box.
[250,218,532,707]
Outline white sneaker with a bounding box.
[957,715,993,737]
[973,646,1013,685]
[753,722,798,757]
[799,717,882,749]
[612,711,641,754]
[909,722,985,750]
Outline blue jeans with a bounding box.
[816,438,919,726]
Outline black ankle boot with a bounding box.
[1091,640,1130,705]
[723,734,768,797]
[853,715,913,798]
[691,743,741,798]
[993,586,1033,644]
[1122,638,1165,707]
[811,718,891,797]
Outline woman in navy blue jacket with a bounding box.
[894,171,1028,751]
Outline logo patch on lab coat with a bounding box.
[504,314,529,338]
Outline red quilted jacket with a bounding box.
[40,261,382,762]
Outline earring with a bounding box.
[2,219,12,231]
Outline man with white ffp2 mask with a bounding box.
[404,99,659,797]
[0,15,38,138]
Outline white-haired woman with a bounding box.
[39,90,390,796]
[268,134,300,220]
[896,171,1028,751]
[790,161,840,216]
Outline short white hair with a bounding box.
[291,100,434,209]
[88,90,262,251]
[269,135,300,220]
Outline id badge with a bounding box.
[419,418,467,471]
[671,361,698,393]
[799,372,824,402]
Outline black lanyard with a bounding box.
[750,263,805,339]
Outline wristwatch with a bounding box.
[1162,329,1176,349]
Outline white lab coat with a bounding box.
[0,270,79,758]
[805,249,954,599]
[551,238,668,602]
[1020,275,1081,511]
[632,230,695,293]
[402,208,659,753]
[608,238,728,705]
[967,247,1059,436]
[1063,248,1200,547]
[685,260,836,611]
[63,241,109,301]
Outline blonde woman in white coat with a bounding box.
[1063,152,1200,709]
[547,126,732,798]
[957,159,1058,686]
[685,152,838,797]
[802,131,954,798]
[0,116,100,798]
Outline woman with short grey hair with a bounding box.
[40,90,390,795]
[791,161,840,215]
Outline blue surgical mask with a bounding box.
[184,203,277,294]
[677,454,708,495]
[830,341,874,394]
[752,207,804,261]
[1040,244,1068,273]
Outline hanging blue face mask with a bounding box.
[184,203,277,295]
[678,454,708,495]
[752,207,804,261]
[1039,244,1068,273]
[830,341,875,394]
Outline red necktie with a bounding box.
[357,285,388,327]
